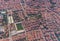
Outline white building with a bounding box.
[8,16,14,24]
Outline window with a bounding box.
[4,0,9,2]
[33,0,35,1]
[20,0,24,3]
[13,0,15,1]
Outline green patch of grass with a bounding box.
[16,23,23,30]
[3,15,8,24]
[37,14,42,18]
